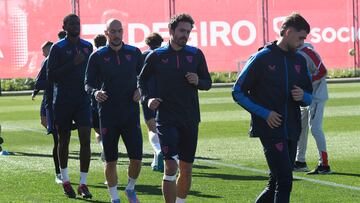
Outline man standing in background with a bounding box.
[142,32,164,172]
[294,43,331,174]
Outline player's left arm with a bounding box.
[133,48,144,102]
[194,49,212,90]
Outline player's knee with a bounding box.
[163,173,177,182]
[179,165,193,177]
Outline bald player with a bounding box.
[85,19,143,203]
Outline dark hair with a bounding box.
[280,13,310,36]
[94,34,107,48]
[41,41,53,49]
[57,30,66,39]
[63,14,79,25]
[168,13,194,30]
[145,32,163,49]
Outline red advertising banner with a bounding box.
[0,0,357,78]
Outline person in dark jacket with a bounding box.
[85,19,143,203]
[232,13,313,203]
[142,32,164,172]
[47,14,93,199]
[31,41,65,184]
[138,13,212,203]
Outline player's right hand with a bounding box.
[266,111,282,129]
[148,98,162,110]
[95,90,108,102]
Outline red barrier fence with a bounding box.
[0,0,359,78]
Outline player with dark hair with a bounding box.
[232,13,313,203]
[139,13,212,203]
[58,30,67,40]
[31,41,65,184]
[47,14,93,199]
[85,19,143,203]
[94,34,107,49]
[92,34,107,158]
[142,32,164,172]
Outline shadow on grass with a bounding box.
[328,171,360,177]
[85,181,221,199]
[75,197,109,203]
[13,151,98,161]
[195,156,221,161]
[193,172,268,181]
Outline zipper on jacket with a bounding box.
[177,54,180,69]
[284,56,289,139]
[116,53,120,65]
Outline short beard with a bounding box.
[67,31,80,37]
[111,41,122,47]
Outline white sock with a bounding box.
[60,168,70,182]
[80,172,88,185]
[125,177,136,190]
[176,197,186,203]
[109,186,119,201]
[149,131,161,154]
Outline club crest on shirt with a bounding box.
[161,58,169,63]
[104,56,110,62]
[186,56,193,63]
[83,47,89,54]
[268,65,276,71]
[66,50,72,55]
[125,54,132,61]
[294,65,301,74]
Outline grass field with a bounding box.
[1,83,360,203]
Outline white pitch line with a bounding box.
[199,159,360,191]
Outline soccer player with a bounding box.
[85,19,143,203]
[32,41,64,184]
[294,43,331,174]
[47,14,93,199]
[142,32,164,172]
[138,13,212,203]
[232,13,313,203]
[92,34,107,154]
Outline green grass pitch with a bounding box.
[0,83,360,202]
